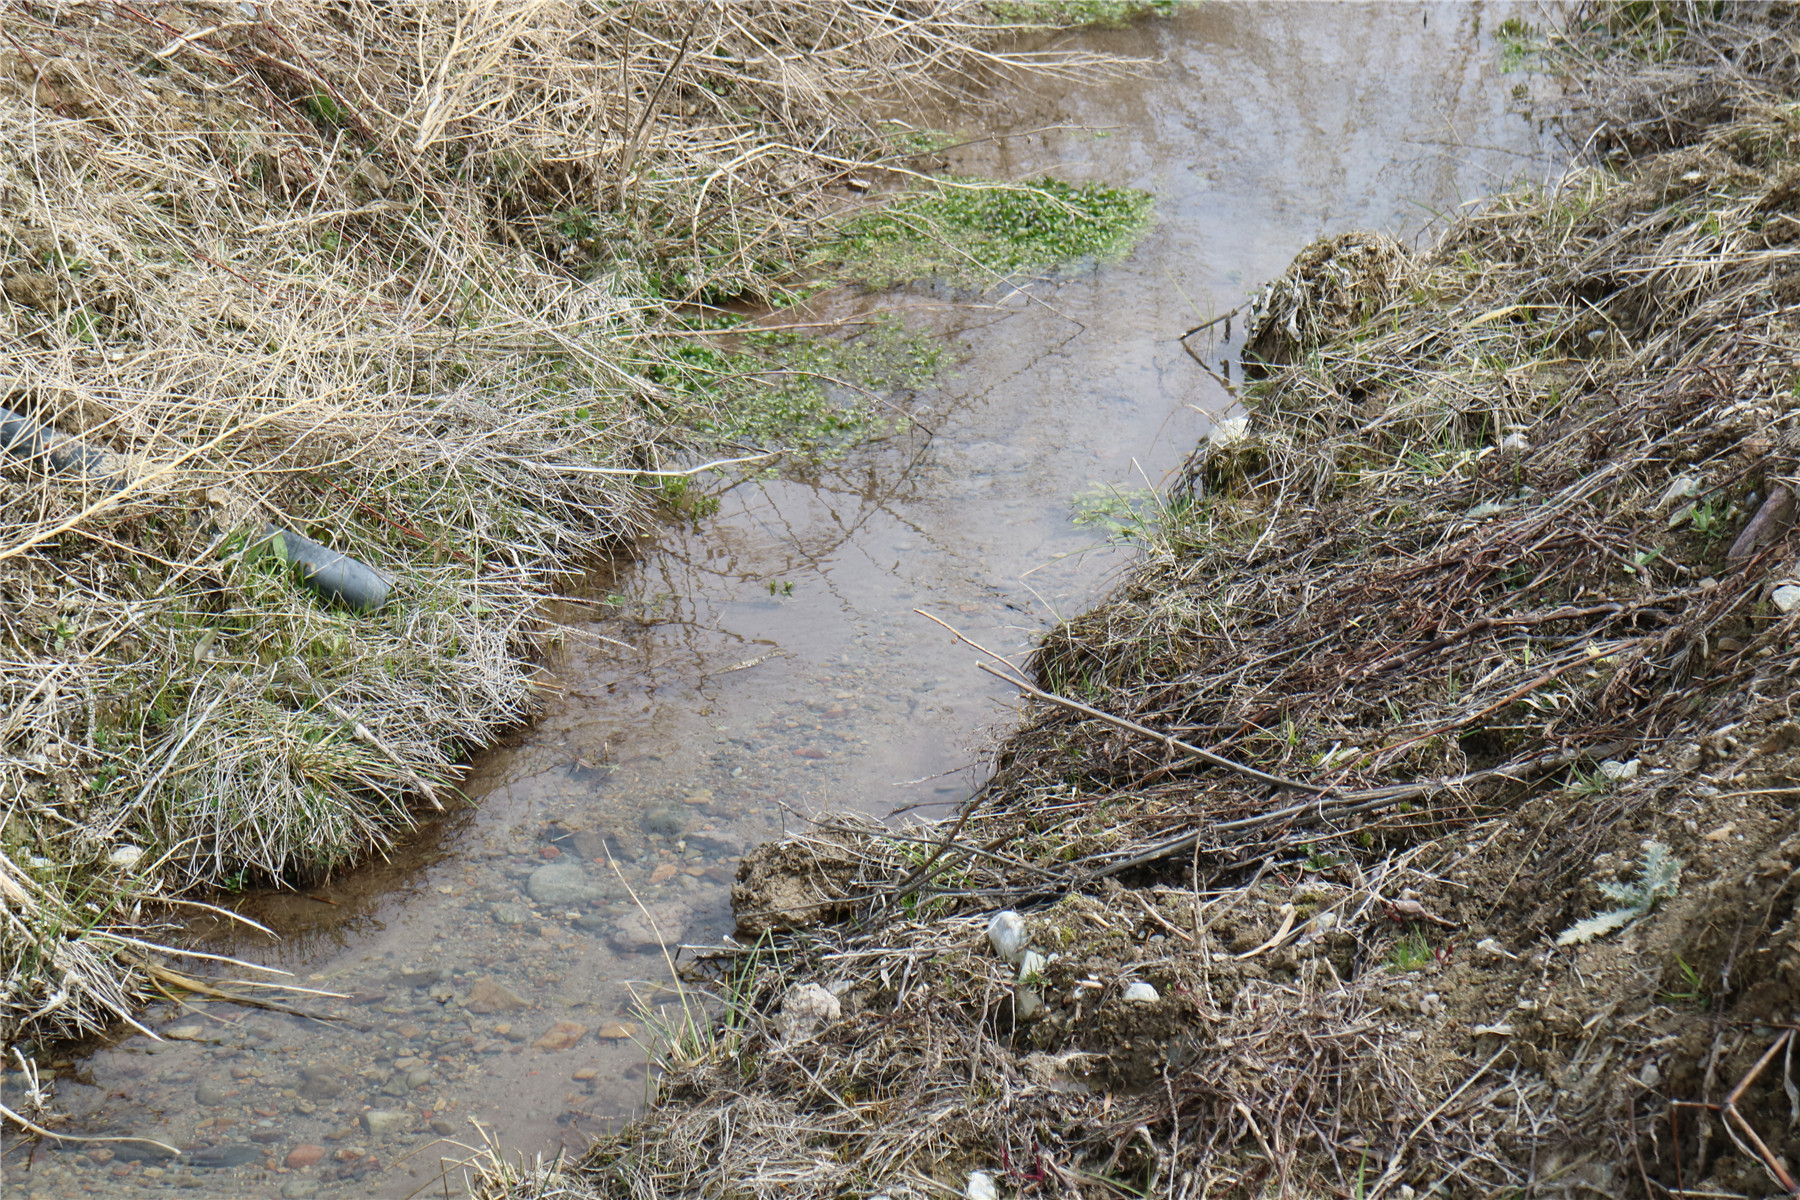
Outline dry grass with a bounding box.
[0,0,1129,1053]
[480,6,1800,1198]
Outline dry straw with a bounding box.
[487,6,1800,1198]
[0,0,1122,1054]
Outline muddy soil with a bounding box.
[0,5,1561,1198]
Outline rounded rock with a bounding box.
[525,863,603,905]
[360,1110,410,1138]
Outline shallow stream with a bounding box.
[3,4,1563,1196]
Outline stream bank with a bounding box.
[3,4,1567,1199]
[501,7,1800,1200]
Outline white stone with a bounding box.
[1640,1061,1661,1089]
[1121,982,1159,1004]
[986,910,1028,966]
[776,983,840,1041]
[107,845,145,870]
[1313,911,1337,933]
[1419,992,1443,1017]
[1657,474,1702,512]
[1599,758,1640,783]
[1775,585,1800,614]
[966,1171,999,1200]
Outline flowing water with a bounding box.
[2,4,1565,1196]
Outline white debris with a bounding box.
[1312,910,1337,933]
[1657,474,1702,512]
[1121,982,1160,1004]
[1474,937,1517,963]
[1209,416,1251,445]
[775,983,841,1042]
[986,909,1028,966]
[1774,584,1800,614]
[966,1170,999,1200]
[1419,992,1443,1017]
[106,845,145,870]
[1599,758,1640,782]
[1499,431,1530,453]
[1640,1061,1662,1089]
[1472,1023,1515,1038]
[1015,950,1047,1020]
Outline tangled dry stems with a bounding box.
[0,0,1123,1050]
[490,6,1800,1198]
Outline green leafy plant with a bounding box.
[1690,497,1727,542]
[831,175,1153,291]
[1388,929,1433,972]
[1070,483,1162,539]
[1556,841,1681,946]
[1661,956,1709,1007]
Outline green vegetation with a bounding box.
[643,317,949,459]
[1070,483,1168,540]
[1557,841,1682,946]
[988,0,1177,26]
[830,176,1154,291]
[1387,929,1435,972]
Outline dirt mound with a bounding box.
[1244,231,1414,369]
[731,837,860,937]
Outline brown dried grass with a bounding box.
[0,0,1117,1052]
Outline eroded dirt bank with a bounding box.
[501,9,1800,1200]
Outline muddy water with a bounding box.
[3,4,1563,1197]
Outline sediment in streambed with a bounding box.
[497,8,1800,1198]
[0,2,1129,1059]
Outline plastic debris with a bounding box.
[106,845,144,870]
[255,524,391,613]
[986,909,1028,966]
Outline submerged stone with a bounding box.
[526,863,604,904]
[463,978,530,1014]
[359,1110,409,1138]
